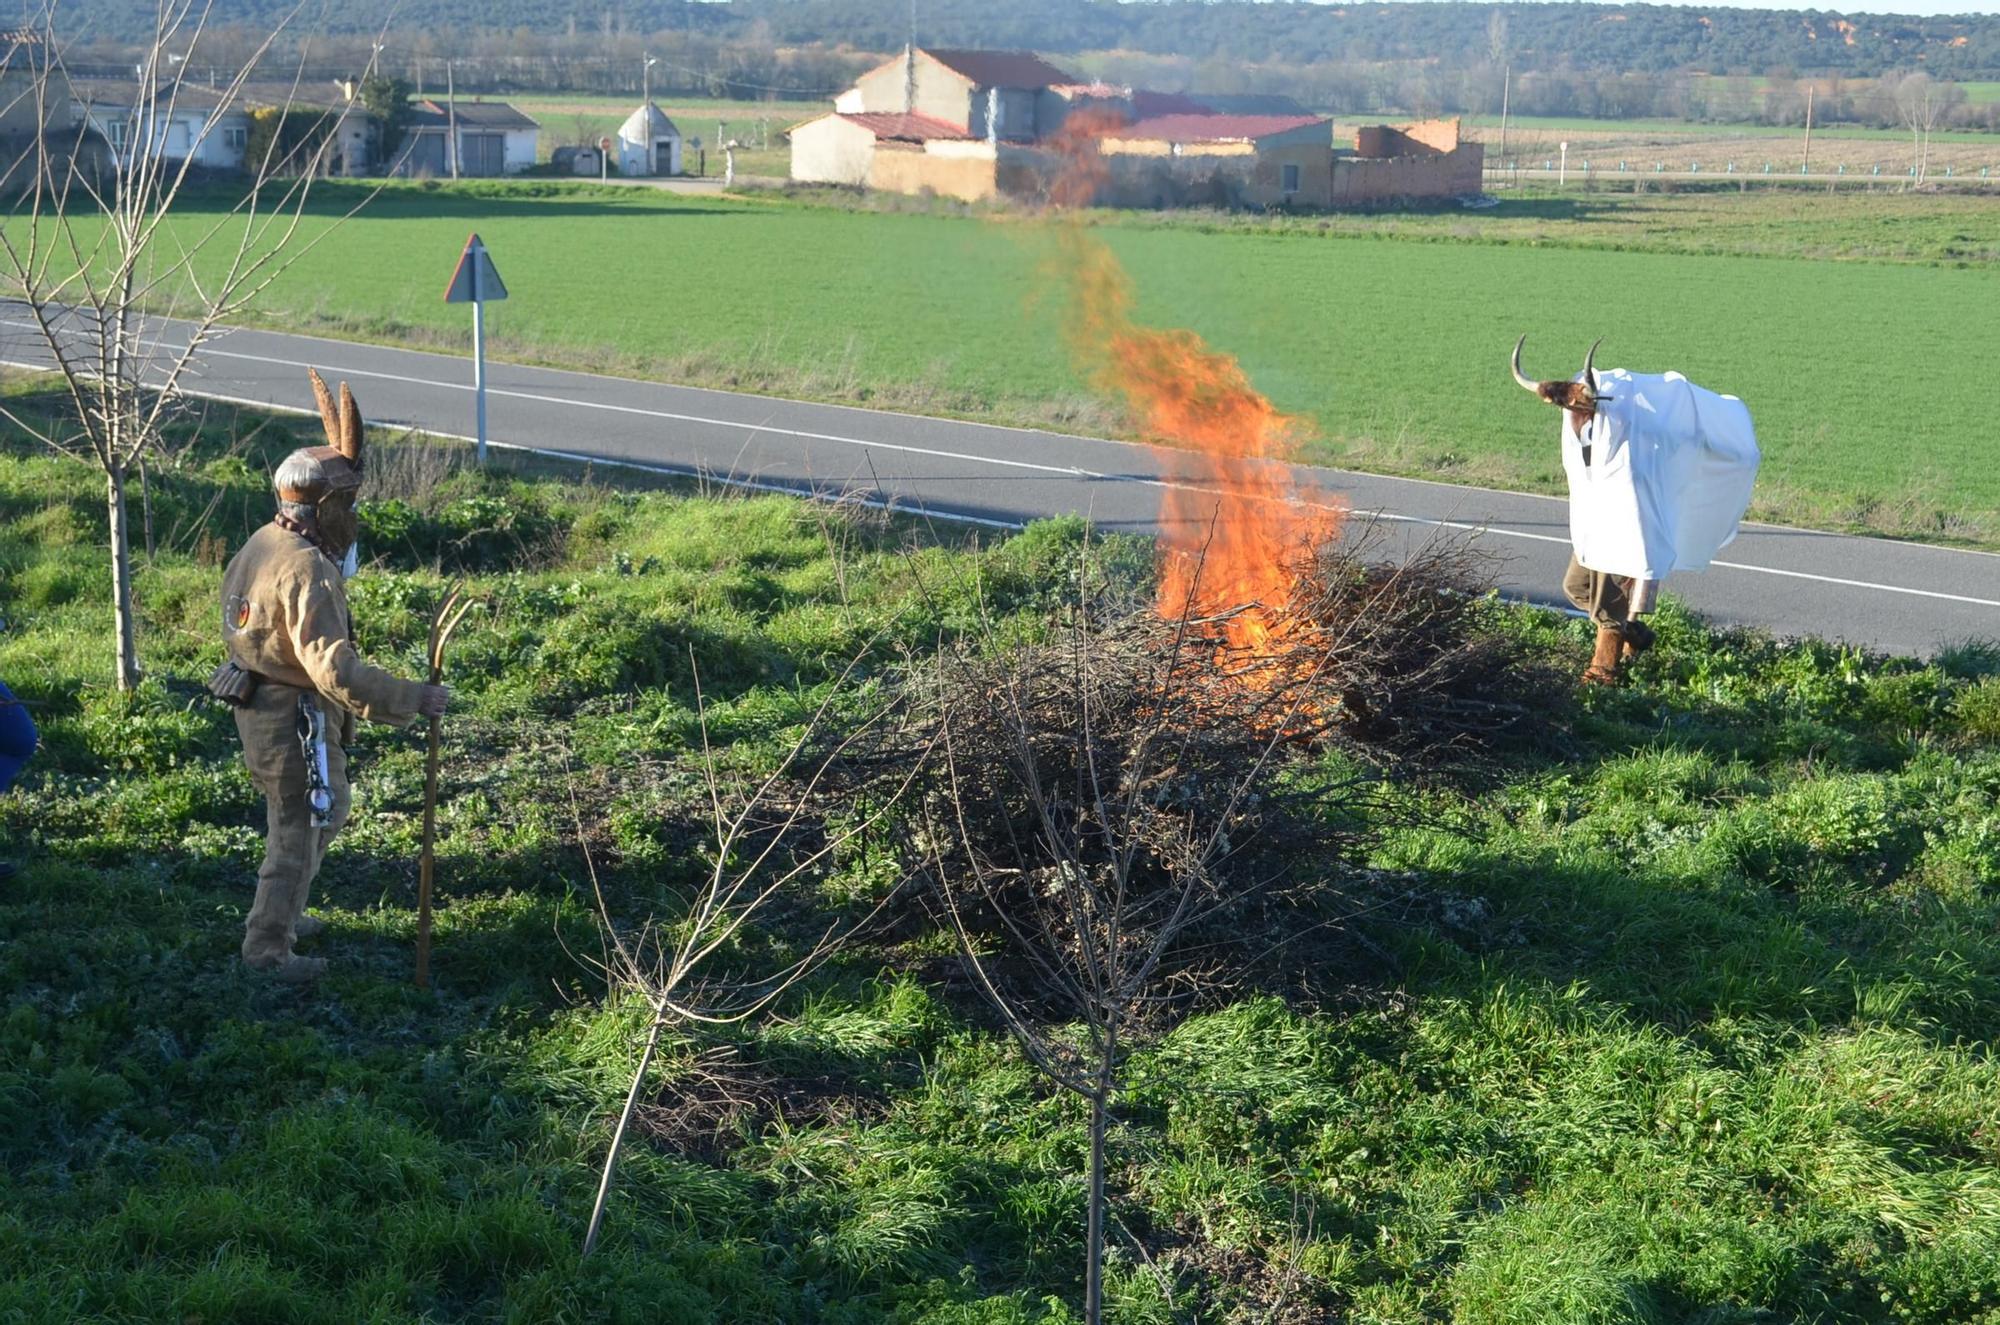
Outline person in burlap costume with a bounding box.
[213,370,448,981]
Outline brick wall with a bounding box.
[1331,142,1483,203]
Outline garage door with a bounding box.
[462,133,505,176]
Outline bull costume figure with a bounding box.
[1512,336,1760,686]
[211,370,448,982]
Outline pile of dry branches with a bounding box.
[1245,529,1573,770]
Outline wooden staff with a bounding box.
[416,582,474,989]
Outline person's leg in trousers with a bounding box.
[1564,553,1634,683]
[237,687,349,974]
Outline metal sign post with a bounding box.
[442,233,509,464]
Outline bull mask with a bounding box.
[1510,335,1606,420]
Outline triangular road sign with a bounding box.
[443,233,508,304]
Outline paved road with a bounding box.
[4,307,1994,657]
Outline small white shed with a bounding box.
[617,102,681,176]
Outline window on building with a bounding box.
[108,119,127,148]
[223,125,246,150]
[1281,162,1301,194]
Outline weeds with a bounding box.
[1,401,1997,1321]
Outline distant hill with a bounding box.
[48,0,2000,81]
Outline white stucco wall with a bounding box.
[502,126,538,174]
[788,114,874,185]
[192,110,249,169]
[617,131,680,176]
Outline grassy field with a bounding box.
[3,396,1998,1322]
[92,180,2000,547]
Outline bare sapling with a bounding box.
[579,648,933,1258]
[914,531,1363,1324]
[0,1,394,689]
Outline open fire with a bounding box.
[1043,113,1342,661]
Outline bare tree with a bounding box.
[909,544,1353,1324]
[1893,72,1960,187]
[0,2,383,690]
[579,653,931,1259]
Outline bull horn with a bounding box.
[1510,335,1539,394]
[1581,337,1602,390]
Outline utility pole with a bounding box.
[1802,83,1815,176]
[446,59,459,180]
[642,50,653,104]
[1498,63,1511,178]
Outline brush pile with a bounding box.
[1239,526,1572,769]
[822,531,1566,1009]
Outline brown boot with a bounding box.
[1582,624,1624,686]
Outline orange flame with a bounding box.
[1041,114,1341,659]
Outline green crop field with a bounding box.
[3,396,1999,1321]
[71,181,1996,546]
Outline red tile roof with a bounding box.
[838,112,974,142]
[921,48,1077,90]
[1113,113,1329,143]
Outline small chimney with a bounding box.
[903,44,916,115]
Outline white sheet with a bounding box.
[1562,368,1760,581]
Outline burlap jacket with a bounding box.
[221,523,425,734]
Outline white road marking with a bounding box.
[4,321,1997,612]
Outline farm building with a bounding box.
[1,34,115,186]
[66,78,390,176]
[393,100,540,177]
[1331,118,1484,204]
[790,46,1485,211]
[616,102,682,176]
[68,79,262,173]
[789,110,1014,201]
[1095,114,1333,210]
[832,47,1081,142]
[794,47,1221,201]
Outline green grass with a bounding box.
[3,398,1999,1321]
[62,180,1995,547]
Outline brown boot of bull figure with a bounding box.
[1582,624,1624,686]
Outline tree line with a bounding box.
[53,0,2000,81]
[45,0,2000,132]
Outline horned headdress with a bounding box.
[273,368,364,503]
[1510,335,1606,421]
